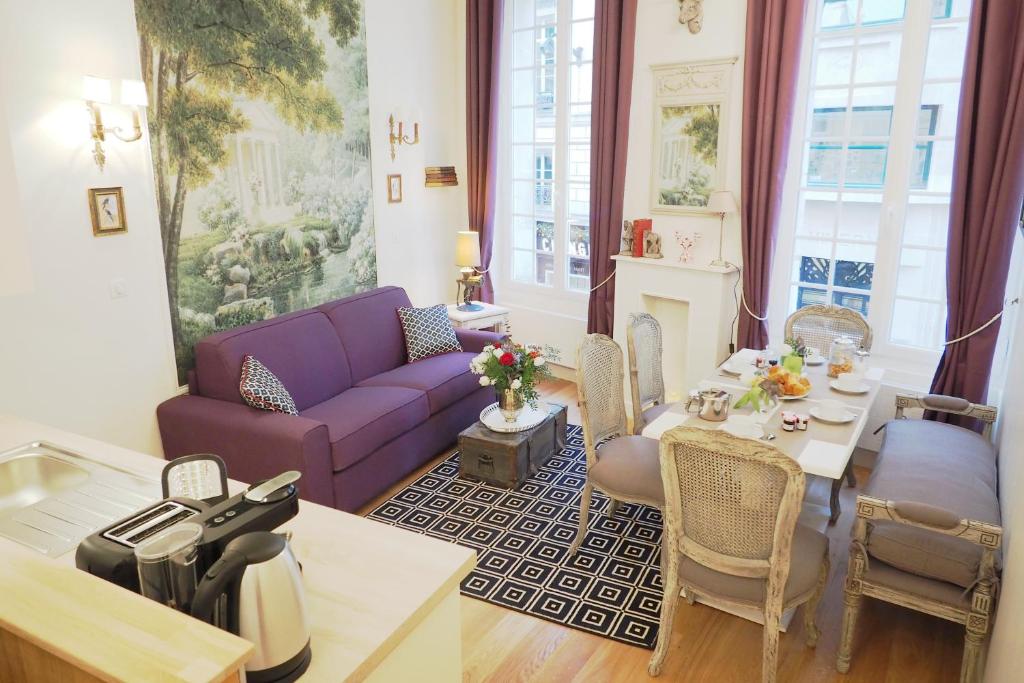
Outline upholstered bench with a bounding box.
[836,394,1002,683]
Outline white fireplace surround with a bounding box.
[611,255,738,419]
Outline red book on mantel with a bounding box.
[632,218,652,257]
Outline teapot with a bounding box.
[686,388,732,422]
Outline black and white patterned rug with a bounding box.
[366,425,665,648]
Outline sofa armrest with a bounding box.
[456,327,505,353]
[854,494,1002,550]
[157,395,335,508]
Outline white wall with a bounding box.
[0,0,465,454]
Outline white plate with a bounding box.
[805,355,826,366]
[809,406,856,424]
[829,380,870,395]
[479,402,549,433]
[720,359,751,376]
[778,390,811,401]
[718,423,764,440]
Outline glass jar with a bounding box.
[828,337,857,378]
[854,347,870,375]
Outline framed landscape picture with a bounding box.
[649,58,736,214]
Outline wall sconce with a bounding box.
[388,114,419,161]
[84,76,148,171]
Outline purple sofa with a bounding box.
[157,286,503,512]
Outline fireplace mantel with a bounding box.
[611,254,739,415]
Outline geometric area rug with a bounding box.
[366,425,665,648]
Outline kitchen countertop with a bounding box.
[0,415,476,682]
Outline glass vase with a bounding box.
[497,388,524,423]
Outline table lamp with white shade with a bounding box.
[455,230,484,311]
[707,190,738,268]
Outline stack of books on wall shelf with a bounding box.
[425,166,458,187]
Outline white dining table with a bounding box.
[642,348,885,524]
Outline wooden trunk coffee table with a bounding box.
[458,403,567,489]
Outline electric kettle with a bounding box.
[191,531,311,683]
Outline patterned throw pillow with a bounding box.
[396,304,463,362]
[239,355,298,415]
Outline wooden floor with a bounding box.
[358,378,965,682]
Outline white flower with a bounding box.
[511,378,522,390]
[479,376,491,386]
[483,344,494,353]
[779,343,794,357]
[534,357,546,367]
[493,348,505,359]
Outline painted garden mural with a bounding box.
[135,0,377,383]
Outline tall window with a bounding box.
[507,0,594,293]
[776,0,971,356]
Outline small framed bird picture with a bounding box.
[88,186,127,236]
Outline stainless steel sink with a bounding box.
[0,442,159,557]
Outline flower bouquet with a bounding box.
[733,371,782,412]
[781,337,808,374]
[469,340,557,422]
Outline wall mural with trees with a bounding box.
[135,0,377,383]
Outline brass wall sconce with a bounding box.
[388,114,419,161]
[84,76,148,171]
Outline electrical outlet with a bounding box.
[109,278,128,299]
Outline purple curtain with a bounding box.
[466,0,504,303]
[930,0,1024,420]
[738,0,807,349]
[586,0,637,335]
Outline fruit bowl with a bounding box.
[766,366,812,399]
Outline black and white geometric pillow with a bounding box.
[239,355,298,415]
[397,304,463,362]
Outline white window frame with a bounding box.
[498,0,592,311]
[772,0,967,373]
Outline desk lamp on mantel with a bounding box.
[455,230,484,311]
[707,190,738,268]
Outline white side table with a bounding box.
[446,302,511,334]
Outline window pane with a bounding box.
[903,198,949,247]
[513,216,535,249]
[536,220,555,253]
[570,62,592,102]
[853,32,903,83]
[845,142,888,187]
[512,107,534,143]
[797,192,839,238]
[793,239,833,283]
[814,35,854,86]
[572,0,595,20]
[571,20,593,63]
[891,299,946,348]
[513,69,535,107]
[820,0,856,30]
[925,22,968,80]
[568,145,589,183]
[861,0,905,25]
[913,138,954,193]
[795,285,829,309]
[834,258,874,291]
[935,0,970,19]
[837,193,882,241]
[896,247,947,300]
[570,104,591,141]
[568,183,589,217]
[513,181,535,214]
[513,250,534,281]
[919,83,961,137]
[807,144,842,185]
[513,0,536,29]
[833,290,870,315]
[512,145,534,178]
[536,253,555,285]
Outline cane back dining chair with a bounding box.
[571,334,664,555]
[784,303,873,353]
[785,303,871,488]
[649,427,830,683]
[626,312,671,435]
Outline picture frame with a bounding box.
[88,186,128,236]
[387,174,403,203]
[649,57,736,215]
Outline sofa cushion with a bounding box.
[864,419,999,588]
[357,352,480,415]
[396,304,462,362]
[319,286,413,383]
[239,355,298,415]
[195,310,351,411]
[300,386,429,471]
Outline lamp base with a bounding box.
[456,303,485,312]
[709,258,730,269]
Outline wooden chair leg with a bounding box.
[960,628,985,683]
[607,498,621,518]
[804,550,830,648]
[762,610,781,683]
[836,586,862,673]
[570,483,593,555]
[845,461,857,488]
[648,552,680,677]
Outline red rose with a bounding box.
[529,350,539,358]
[499,352,515,366]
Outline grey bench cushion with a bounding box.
[864,419,999,588]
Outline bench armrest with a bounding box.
[157,395,335,508]
[854,494,1002,550]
